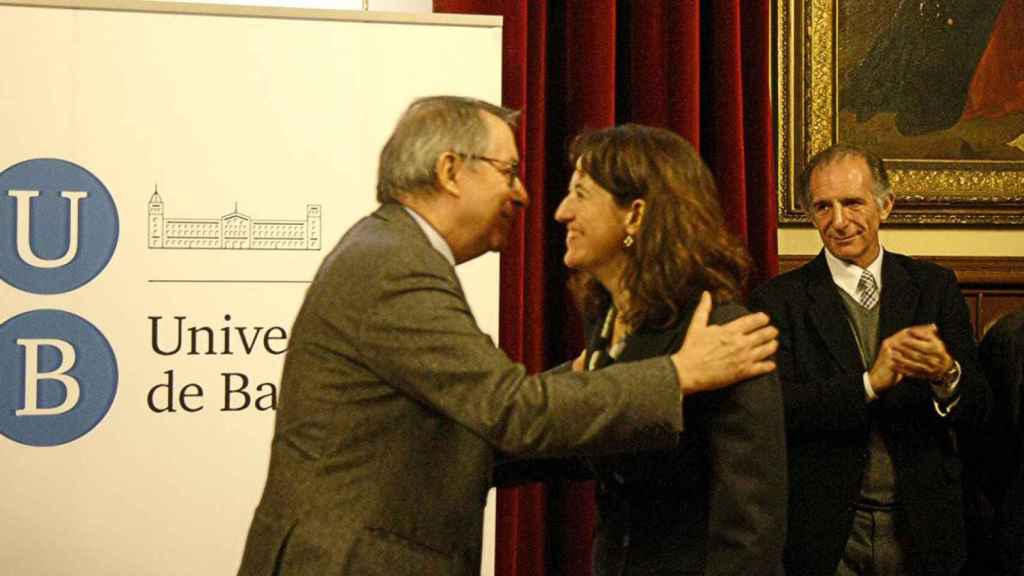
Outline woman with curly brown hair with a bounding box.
[555,124,786,575]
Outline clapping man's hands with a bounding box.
[869,324,954,395]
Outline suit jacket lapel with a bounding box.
[878,252,918,340]
[805,252,866,372]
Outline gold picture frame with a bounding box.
[775,0,1024,225]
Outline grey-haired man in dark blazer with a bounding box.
[236,96,780,576]
[751,144,990,576]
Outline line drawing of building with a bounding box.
[148,187,321,251]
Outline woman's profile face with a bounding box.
[554,160,632,283]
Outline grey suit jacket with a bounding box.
[237,203,683,576]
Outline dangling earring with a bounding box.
[623,235,634,248]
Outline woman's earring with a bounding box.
[623,235,634,248]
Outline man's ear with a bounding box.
[879,193,894,221]
[435,152,463,197]
[624,198,646,235]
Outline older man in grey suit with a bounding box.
[236,96,779,576]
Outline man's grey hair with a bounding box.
[798,143,893,216]
[376,96,520,203]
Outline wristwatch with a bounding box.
[934,360,961,387]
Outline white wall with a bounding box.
[779,227,1024,257]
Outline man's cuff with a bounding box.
[933,395,961,418]
[863,372,878,402]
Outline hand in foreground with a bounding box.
[889,324,954,381]
[671,291,778,395]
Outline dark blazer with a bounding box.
[236,203,684,576]
[749,251,990,576]
[967,309,1024,575]
[585,301,787,576]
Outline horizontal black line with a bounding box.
[148,279,311,284]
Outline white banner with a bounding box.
[0,2,502,574]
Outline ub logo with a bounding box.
[0,158,119,294]
[0,310,118,446]
[0,159,120,446]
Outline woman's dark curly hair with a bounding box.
[568,124,751,329]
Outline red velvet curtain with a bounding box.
[433,2,778,575]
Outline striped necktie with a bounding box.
[857,269,879,309]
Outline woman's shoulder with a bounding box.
[708,300,750,325]
[645,299,750,335]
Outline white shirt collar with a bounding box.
[824,246,884,301]
[402,206,455,267]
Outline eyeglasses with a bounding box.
[463,154,521,189]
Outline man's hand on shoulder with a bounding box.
[671,291,778,395]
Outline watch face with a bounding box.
[943,362,960,385]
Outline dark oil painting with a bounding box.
[838,0,1024,162]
